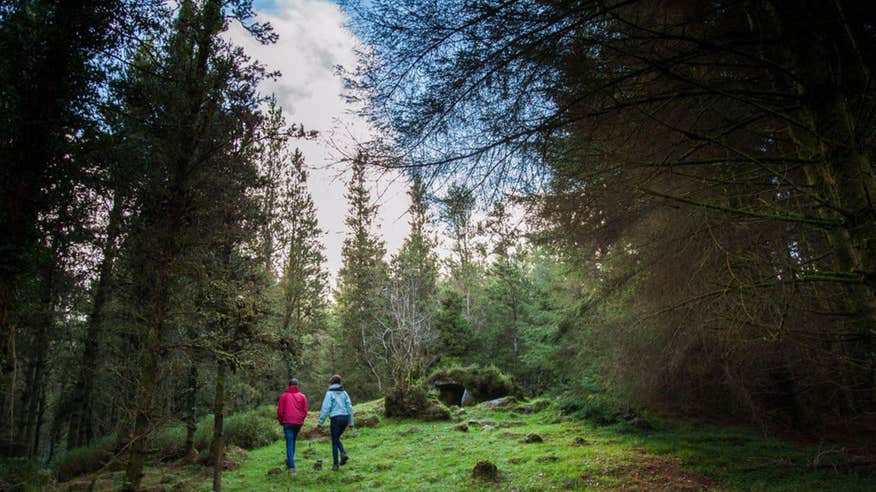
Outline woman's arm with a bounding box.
[344,393,354,426]
[318,392,332,426]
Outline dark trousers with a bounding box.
[329,415,349,466]
[283,423,302,469]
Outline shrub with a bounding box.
[0,458,51,490]
[151,424,188,461]
[429,365,515,404]
[557,388,631,425]
[150,405,281,463]
[56,434,117,481]
[224,406,281,449]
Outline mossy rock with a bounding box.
[429,365,515,405]
[299,426,329,441]
[482,396,519,410]
[523,433,543,443]
[472,460,499,481]
[385,386,451,421]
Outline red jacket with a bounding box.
[277,386,308,425]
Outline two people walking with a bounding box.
[276,375,354,473]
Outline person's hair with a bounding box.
[329,374,342,385]
[289,378,299,387]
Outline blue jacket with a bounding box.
[318,384,354,426]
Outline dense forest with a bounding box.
[0,0,874,490]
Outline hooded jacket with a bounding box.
[318,384,354,426]
[277,385,308,425]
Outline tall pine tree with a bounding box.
[277,149,328,383]
[334,152,388,399]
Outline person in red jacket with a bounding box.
[276,378,308,473]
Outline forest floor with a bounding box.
[59,399,875,491]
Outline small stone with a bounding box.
[572,436,589,446]
[481,419,496,426]
[457,408,467,416]
[357,415,380,428]
[267,467,283,475]
[499,420,525,428]
[523,433,543,443]
[537,455,559,462]
[453,423,469,432]
[472,460,499,481]
[468,419,481,426]
[313,460,323,470]
[481,425,495,432]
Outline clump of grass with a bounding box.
[56,434,118,481]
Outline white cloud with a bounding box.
[226,0,411,282]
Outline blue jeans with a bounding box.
[283,423,302,469]
[329,415,349,466]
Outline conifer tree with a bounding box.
[113,1,272,487]
[439,184,478,318]
[383,174,439,391]
[277,149,328,380]
[334,152,388,398]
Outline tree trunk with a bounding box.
[211,361,226,492]
[123,315,164,491]
[183,355,198,461]
[68,191,125,450]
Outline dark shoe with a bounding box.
[340,454,349,466]
[288,468,297,474]
[331,464,339,471]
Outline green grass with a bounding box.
[191,400,873,491]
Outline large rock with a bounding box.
[429,365,515,406]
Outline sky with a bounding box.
[227,0,413,281]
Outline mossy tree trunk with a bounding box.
[211,361,226,492]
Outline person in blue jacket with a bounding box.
[317,374,354,470]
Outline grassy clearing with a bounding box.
[189,400,873,491]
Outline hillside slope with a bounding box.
[58,399,874,491]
